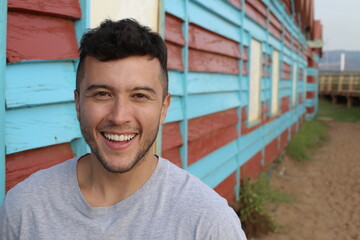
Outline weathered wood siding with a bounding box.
[163,0,320,202]
[2,0,87,198]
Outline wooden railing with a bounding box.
[319,71,360,106]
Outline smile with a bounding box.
[103,133,137,142]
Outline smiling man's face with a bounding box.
[75,56,170,173]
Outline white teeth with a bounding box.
[104,133,136,142]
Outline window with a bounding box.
[90,0,160,31]
[248,39,262,123]
[292,63,297,106]
[271,50,280,115]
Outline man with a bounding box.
[0,19,247,239]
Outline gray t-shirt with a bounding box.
[0,156,247,239]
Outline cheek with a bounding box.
[79,102,107,128]
[138,106,162,127]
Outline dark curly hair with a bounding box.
[76,19,168,97]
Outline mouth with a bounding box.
[103,132,137,142]
[101,132,138,151]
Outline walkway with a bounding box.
[256,120,360,240]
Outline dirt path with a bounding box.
[254,120,360,240]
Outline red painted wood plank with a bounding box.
[8,0,81,19]
[281,0,292,15]
[166,41,184,70]
[298,68,303,81]
[299,93,303,104]
[162,121,183,151]
[165,13,185,46]
[188,124,238,165]
[188,108,238,141]
[242,61,248,75]
[293,39,299,52]
[189,49,239,74]
[242,46,249,60]
[308,58,318,68]
[269,23,282,40]
[227,0,242,9]
[214,172,236,203]
[240,151,263,180]
[284,29,292,48]
[6,143,74,192]
[307,76,316,83]
[241,103,268,135]
[245,0,267,28]
[246,0,267,16]
[7,12,79,62]
[282,62,292,80]
[189,24,241,58]
[306,91,315,99]
[269,12,282,33]
[280,96,290,114]
[306,106,315,114]
[264,138,279,165]
[162,147,182,168]
[279,129,289,152]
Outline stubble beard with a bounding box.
[79,119,160,174]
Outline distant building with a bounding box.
[320,50,360,72]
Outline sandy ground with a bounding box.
[254,120,360,240]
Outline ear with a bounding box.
[159,94,171,125]
[74,90,80,120]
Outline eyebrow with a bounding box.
[132,86,157,95]
[85,85,157,95]
[85,84,114,92]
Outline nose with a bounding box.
[108,97,133,125]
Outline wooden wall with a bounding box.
[1,0,321,204]
[163,0,319,203]
[3,0,87,195]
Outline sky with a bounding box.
[315,0,360,51]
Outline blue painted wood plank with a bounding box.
[0,0,7,204]
[306,83,317,91]
[268,35,282,51]
[164,96,184,123]
[188,140,238,180]
[307,68,318,76]
[187,72,240,94]
[243,30,250,46]
[72,0,89,158]
[187,92,241,119]
[202,155,238,188]
[6,62,76,109]
[244,18,266,42]
[238,128,263,152]
[240,92,248,106]
[188,1,241,42]
[75,0,89,43]
[282,51,292,63]
[165,0,186,19]
[168,70,184,96]
[191,0,242,27]
[240,76,249,90]
[280,80,292,89]
[5,103,81,154]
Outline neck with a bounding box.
[77,152,158,207]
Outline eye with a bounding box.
[133,93,149,99]
[93,91,112,99]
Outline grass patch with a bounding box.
[318,98,360,122]
[238,173,293,237]
[285,119,328,161]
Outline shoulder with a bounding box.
[160,158,247,239]
[2,157,77,221]
[161,157,227,206]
